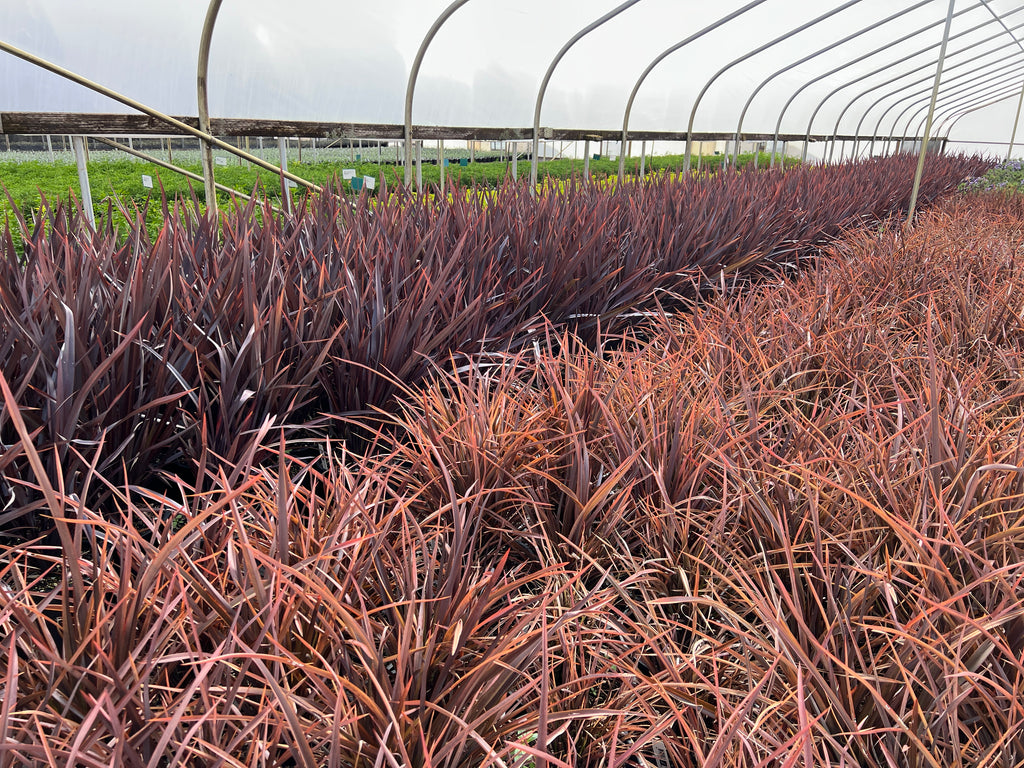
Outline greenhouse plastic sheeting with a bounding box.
[2,0,1023,154]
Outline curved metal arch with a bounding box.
[904,63,1024,144]
[684,0,867,170]
[404,0,473,188]
[877,54,1024,154]
[1007,85,1024,159]
[886,77,1022,150]
[852,1,1024,159]
[906,82,1024,157]
[976,0,1024,159]
[840,20,1024,160]
[798,3,1007,161]
[617,0,770,180]
[530,0,643,188]
[873,49,1024,154]
[853,28,1024,157]
[861,40,1024,156]
[811,5,1019,161]
[980,0,1024,55]
[767,1,985,166]
[834,28,1024,162]
[888,62,1024,155]
[731,0,932,167]
[197,0,224,217]
[941,87,1024,147]
[922,78,1024,139]
[871,75,1023,156]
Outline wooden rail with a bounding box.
[0,112,926,146]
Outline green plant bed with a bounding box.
[960,157,1024,192]
[1,151,804,252]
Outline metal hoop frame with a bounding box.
[845,19,1024,158]
[4,0,1024,201]
[732,0,932,167]
[530,0,643,188]
[684,0,866,171]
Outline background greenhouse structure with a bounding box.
[3,0,1024,206]
[4,1,1024,767]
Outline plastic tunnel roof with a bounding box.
[2,0,1023,156]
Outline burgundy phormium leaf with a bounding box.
[5,156,1023,767]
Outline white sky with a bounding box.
[2,0,1023,157]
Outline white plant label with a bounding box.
[215,156,228,166]
[652,741,670,768]
[342,168,356,180]
[141,175,153,188]
[364,176,376,190]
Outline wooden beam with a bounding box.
[0,112,915,147]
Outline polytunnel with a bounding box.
[5,4,1024,767]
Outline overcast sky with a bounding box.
[2,0,1022,156]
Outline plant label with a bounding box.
[285,179,298,188]
[141,175,153,188]
[652,741,670,768]
[342,168,356,180]
[364,176,376,190]
[215,156,227,166]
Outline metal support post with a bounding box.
[1008,84,1024,160]
[531,0,641,188]
[416,141,423,190]
[278,137,292,214]
[439,138,445,193]
[72,136,95,227]
[404,0,473,187]
[583,139,591,181]
[908,0,956,227]
[197,0,223,218]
